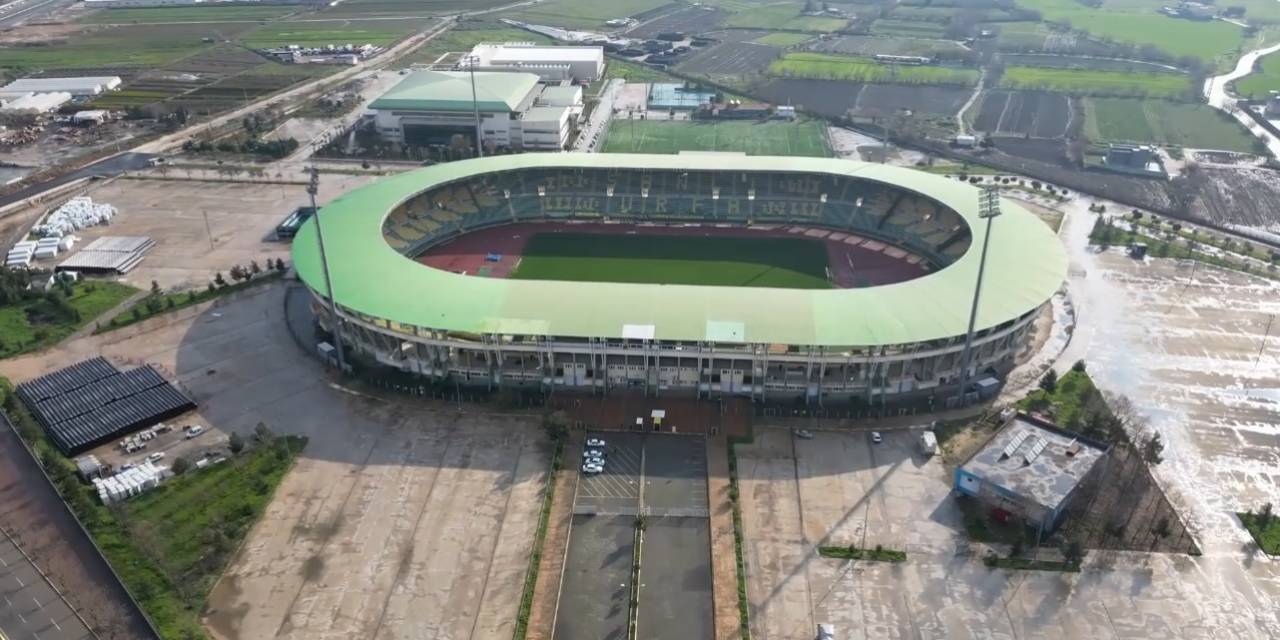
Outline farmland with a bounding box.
[1234,50,1280,98]
[753,32,812,47]
[0,23,243,71]
[870,18,948,38]
[77,5,297,24]
[676,29,782,79]
[1000,66,1192,98]
[756,77,972,118]
[238,20,426,48]
[1013,0,1245,64]
[602,119,831,157]
[511,232,834,289]
[319,0,510,16]
[769,53,980,86]
[808,34,970,58]
[507,0,673,29]
[1083,98,1260,152]
[707,0,848,31]
[972,90,1071,138]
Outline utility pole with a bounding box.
[956,186,1002,405]
[463,54,484,158]
[308,165,347,375]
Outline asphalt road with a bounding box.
[0,152,157,211]
[0,0,74,28]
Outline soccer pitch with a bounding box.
[510,232,833,288]
[601,120,831,157]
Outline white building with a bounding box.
[0,92,72,115]
[463,42,605,83]
[0,76,121,101]
[370,70,581,151]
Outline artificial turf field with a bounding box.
[509,232,833,288]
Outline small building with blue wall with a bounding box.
[955,413,1109,535]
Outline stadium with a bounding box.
[292,153,1066,405]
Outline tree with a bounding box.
[250,260,262,276]
[1062,539,1084,565]
[172,456,191,475]
[275,258,287,272]
[1039,368,1058,393]
[253,421,275,443]
[228,432,245,454]
[541,410,569,442]
[229,265,246,282]
[1259,502,1274,527]
[1071,360,1087,373]
[214,272,227,287]
[1141,432,1164,465]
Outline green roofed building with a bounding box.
[370,70,577,150]
[293,154,1067,406]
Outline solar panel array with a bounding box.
[16,357,196,455]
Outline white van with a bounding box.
[184,425,204,439]
[918,431,938,456]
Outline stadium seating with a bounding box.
[383,167,971,268]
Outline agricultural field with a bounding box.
[870,18,949,38]
[770,52,980,85]
[676,29,782,79]
[77,5,297,24]
[1000,66,1192,98]
[625,5,728,38]
[399,24,553,66]
[756,77,971,118]
[319,0,510,16]
[237,19,427,48]
[511,232,834,288]
[808,34,970,58]
[507,0,673,29]
[602,119,831,157]
[707,0,849,31]
[1013,0,1245,64]
[1233,49,1280,98]
[753,32,812,47]
[1083,98,1260,152]
[0,23,246,72]
[1001,53,1182,73]
[972,90,1071,138]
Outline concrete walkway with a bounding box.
[707,435,744,640]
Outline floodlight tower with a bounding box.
[956,185,1002,404]
[462,54,484,158]
[308,165,347,375]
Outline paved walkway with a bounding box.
[706,435,743,640]
[526,433,582,640]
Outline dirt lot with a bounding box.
[736,422,1280,639]
[973,90,1071,139]
[677,30,780,78]
[626,5,726,38]
[1192,165,1280,229]
[0,283,550,640]
[20,172,377,292]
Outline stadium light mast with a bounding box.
[309,165,347,375]
[956,186,1002,405]
[463,54,484,158]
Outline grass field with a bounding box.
[0,281,136,358]
[717,0,849,31]
[870,18,949,38]
[1014,0,1244,64]
[508,0,672,29]
[321,0,509,16]
[602,119,830,157]
[0,24,228,71]
[238,21,423,47]
[1083,98,1260,152]
[511,233,833,288]
[78,5,296,24]
[753,32,813,47]
[1234,49,1280,98]
[770,52,979,85]
[1238,510,1280,554]
[1000,66,1192,98]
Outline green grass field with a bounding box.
[602,119,830,157]
[77,5,296,24]
[1235,49,1280,98]
[1014,0,1245,64]
[754,32,813,47]
[511,233,833,288]
[717,1,849,31]
[0,281,136,358]
[238,21,422,48]
[870,18,949,38]
[770,52,980,85]
[1083,98,1260,152]
[1000,66,1192,98]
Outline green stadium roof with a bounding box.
[368,70,539,113]
[292,154,1067,347]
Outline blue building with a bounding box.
[955,414,1109,534]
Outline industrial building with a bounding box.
[0,92,72,115]
[1102,144,1166,178]
[954,414,1109,533]
[0,76,121,100]
[462,42,604,83]
[370,70,580,151]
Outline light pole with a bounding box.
[308,165,347,375]
[956,186,1002,405]
[463,54,484,158]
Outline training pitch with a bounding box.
[509,232,833,288]
[602,120,831,157]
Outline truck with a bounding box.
[918,431,938,456]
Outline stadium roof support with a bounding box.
[291,154,1067,347]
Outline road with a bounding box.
[573,79,624,152]
[0,0,73,28]
[1204,41,1280,157]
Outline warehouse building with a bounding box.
[955,414,1109,534]
[462,42,604,83]
[0,92,72,115]
[0,76,121,101]
[370,70,578,150]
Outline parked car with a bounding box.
[586,437,607,447]
[184,425,204,439]
[871,431,883,444]
[795,429,815,440]
[147,452,165,462]
[585,448,607,459]
[584,455,605,467]
[582,462,604,474]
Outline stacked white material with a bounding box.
[92,461,172,505]
[6,241,35,268]
[58,235,76,251]
[35,197,117,238]
[33,237,60,260]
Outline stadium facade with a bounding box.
[292,154,1067,405]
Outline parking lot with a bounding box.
[1,530,96,640]
[555,433,712,640]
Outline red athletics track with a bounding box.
[415,221,931,288]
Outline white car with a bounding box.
[585,448,607,459]
[586,437,607,447]
[795,429,815,440]
[184,425,204,439]
[871,431,883,444]
[147,452,165,462]
[581,462,604,474]
[584,455,605,466]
